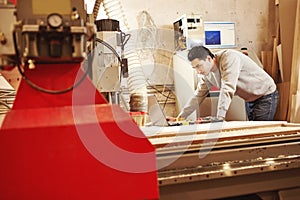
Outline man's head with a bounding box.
[188,46,215,61]
[187,46,216,76]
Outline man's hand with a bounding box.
[166,116,177,122]
[196,116,224,123]
[212,116,225,122]
[166,116,185,122]
[216,115,225,121]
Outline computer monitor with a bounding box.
[204,21,236,49]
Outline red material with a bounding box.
[211,85,219,91]
[0,64,159,199]
[129,111,148,116]
[0,65,15,71]
[12,63,107,109]
[9,0,17,5]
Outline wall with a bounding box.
[120,0,276,56]
[89,0,277,117]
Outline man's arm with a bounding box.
[177,80,211,119]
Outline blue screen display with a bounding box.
[205,31,221,45]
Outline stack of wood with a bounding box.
[289,0,300,123]
[261,0,300,122]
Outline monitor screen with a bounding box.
[204,21,236,48]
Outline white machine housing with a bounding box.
[173,14,204,50]
[92,31,122,93]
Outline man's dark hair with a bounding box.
[187,46,215,61]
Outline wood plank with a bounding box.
[142,121,287,139]
[278,0,297,82]
[146,122,300,148]
[271,20,280,83]
[289,0,300,123]
[276,44,284,82]
[261,50,273,76]
[290,94,300,122]
[274,82,290,121]
[271,37,279,82]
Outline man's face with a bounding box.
[191,56,214,76]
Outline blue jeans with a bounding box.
[245,90,279,121]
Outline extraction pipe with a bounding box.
[93,0,148,111]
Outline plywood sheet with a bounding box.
[261,50,273,77]
[278,0,297,82]
[142,121,300,148]
[276,44,284,82]
[290,94,300,123]
[274,82,290,121]
[289,0,300,123]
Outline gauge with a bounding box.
[47,13,63,28]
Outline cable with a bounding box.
[95,37,124,82]
[162,90,171,111]
[146,81,175,100]
[95,38,122,63]
[121,32,131,47]
[92,0,102,21]
[13,30,91,94]
[0,101,12,109]
[16,63,90,94]
[102,0,148,96]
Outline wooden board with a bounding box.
[261,50,273,77]
[274,82,290,121]
[290,94,300,123]
[141,121,300,148]
[276,44,284,82]
[271,32,279,83]
[278,0,297,82]
[289,0,300,123]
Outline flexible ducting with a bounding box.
[92,0,102,21]
[101,0,148,110]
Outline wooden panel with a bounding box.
[289,0,300,123]
[271,22,280,83]
[276,44,284,82]
[278,0,297,82]
[144,121,300,148]
[274,82,290,121]
[261,50,273,77]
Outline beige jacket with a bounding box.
[178,49,277,119]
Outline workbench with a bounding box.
[141,121,300,199]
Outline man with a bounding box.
[172,46,279,121]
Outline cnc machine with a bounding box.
[1,1,300,200]
[0,1,158,199]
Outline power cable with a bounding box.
[13,30,91,94]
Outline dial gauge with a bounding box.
[47,13,63,28]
